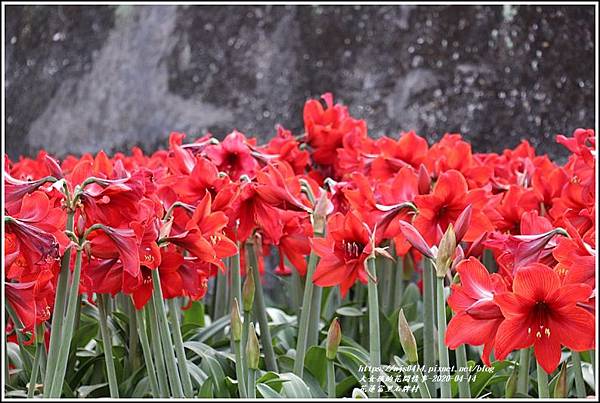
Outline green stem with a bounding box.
[382,253,394,315]
[147,300,170,397]
[97,294,120,398]
[394,255,405,311]
[127,298,139,372]
[571,351,586,398]
[214,268,228,319]
[422,259,436,395]
[241,309,251,388]
[307,285,322,347]
[27,325,44,398]
[43,214,74,397]
[247,368,256,398]
[293,233,322,376]
[291,262,305,315]
[327,359,336,398]
[135,307,160,397]
[517,348,531,395]
[455,344,471,398]
[48,248,83,398]
[234,340,247,398]
[230,248,242,312]
[536,360,549,398]
[436,276,451,398]
[168,298,194,397]
[248,243,278,372]
[151,270,184,397]
[366,257,381,398]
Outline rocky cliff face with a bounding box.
[5,5,595,161]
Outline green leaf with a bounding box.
[280,372,312,398]
[470,360,512,397]
[77,383,108,398]
[131,377,151,398]
[184,341,230,397]
[257,383,282,398]
[198,377,214,398]
[336,306,364,317]
[336,375,358,397]
[304,346,328,387]
[183,301,205,328]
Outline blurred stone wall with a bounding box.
[4,4,596,161]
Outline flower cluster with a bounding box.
[4,93,596,380]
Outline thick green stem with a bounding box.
[382,252,395,315]
[536,361,549,398]
[293,240,322,376]
[307,285,322,347]
[43,212,74,397]
[366,257,381,398]
[168,298,194,397]
[147,300,170,397]
[127,298,139,372]
[230,248,242,312]
[214,269,228,319]
[48,248,82,398]
[436,276,451,398]
[422,259,436,395]
[151,270,184,397]
[571,351,586,398]
[517,348,531,395]
[247,243,278,372]
[233,340,247,398]
[455,344,471,398]
[327,359,336,398]
[97,294,120,398]
[291,263,305,315]
[247,368,256,398]
[27,325,44,398]
[394,255,406,310]
[135,307,160,397]
[241,309,251,387]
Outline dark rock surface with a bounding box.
[5,4,596,161]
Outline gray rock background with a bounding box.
[4,4,596,161]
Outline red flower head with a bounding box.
[414,169,494,246]
[5,270,55,334]
[371,131,429,178]
[303,93,367,170]
[275,211,312,276]
[204,130,259,180]
[260,126,310,175]
[311,211,374,297]
[494,264,595,374]
[445,258,507,366]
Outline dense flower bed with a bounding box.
[4,93,596,398]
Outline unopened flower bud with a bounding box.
[435,224,456,278]
[453,205,472,243]
[76,214,86,237]
[230,298,243,342]
[326,318,342,360]
[246,322,260,370]
[417,164,431,195]
[312,189,332,235]
[397,309,418,364]
[398,221,434,259]
[553,361,568,398]
[242,274,255,313]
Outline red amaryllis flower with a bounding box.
[371,131,429,178]
[165,192,237,271]
[276,212,312,276]
[158,249,210,301]
[311,211,374,297]
[260,126,310,175]
[493,263,595,374]
[204,130,259,180]
[87,225,142,284]
[414,169,494,245]
[5,270,55,334]
[303,93,367,169]
[445,257,507,366]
